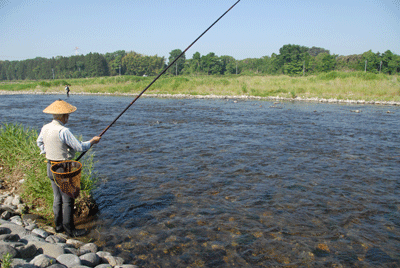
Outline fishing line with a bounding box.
[76,0,241,161]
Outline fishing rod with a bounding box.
[76,0,241,161]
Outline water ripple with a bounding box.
[1,95,400,267]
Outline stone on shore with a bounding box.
[30,254,57,267]
[80,252,101,267]
[0,193,139,267]
[56,253,82,267]
[32,241,65,258]
[0,243,18,258]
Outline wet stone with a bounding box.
[56,253,82,267]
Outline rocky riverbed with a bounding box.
[0,191,138,268]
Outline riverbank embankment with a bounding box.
[1,72,399,103]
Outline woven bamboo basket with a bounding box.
[50,160,82,199]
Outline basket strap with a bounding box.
[47,160,62,165]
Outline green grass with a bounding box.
[0,122,98,219]
[1,253,12,268]
[1,72,399,102]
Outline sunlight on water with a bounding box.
[1,94,400,267]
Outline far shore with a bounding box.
[1,90,400,106]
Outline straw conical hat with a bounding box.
[43,99,77,114]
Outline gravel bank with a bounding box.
[0,191,138,268]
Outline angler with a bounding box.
[37,99,101,237]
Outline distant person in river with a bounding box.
[37,99,101,237]
[65,85,70,97]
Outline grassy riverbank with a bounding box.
[0,123,98,221]
[1,72,399,102]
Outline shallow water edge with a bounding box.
[1,90,399,106]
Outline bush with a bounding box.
[317,71,386,81]
[38,81,51,87]
[51,80,69,87]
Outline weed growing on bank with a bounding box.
[0,122,98,219]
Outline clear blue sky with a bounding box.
[1,0,399,61]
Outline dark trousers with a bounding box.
[47,162,75,231]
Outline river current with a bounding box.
[1,94,400,267]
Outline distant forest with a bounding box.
[0,44,399,81]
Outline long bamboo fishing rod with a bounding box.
[76,0,241,161]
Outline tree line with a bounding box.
[0,44,399,81]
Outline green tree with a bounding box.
[239,58,266,74]
[308,46,330,57]
[388,54,400,74]
[222,56,238,75]
[105,50,126,76]
[200,52,223,75]
[277,44,309,75]
[168,49,185,75]
[85,53,108,77]
[360,50,380,73]
[311,53,337,73]
[15,61,27,80]
[5,61,17,80]
[380,50,400,74]
[122,52,145,76]
[0,61,5,80]
[184,52,202,75]
[336,54,363,71]
[266,53,281,74]
[145,54,165,76]
[122,51,165,76]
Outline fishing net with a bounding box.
[50,160,82,199]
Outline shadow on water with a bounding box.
[1,94,400,267]
[114,193,175,228]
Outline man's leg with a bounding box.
[47,163,63,231]
[61,190,75,232]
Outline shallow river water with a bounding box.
[1,94,400,267]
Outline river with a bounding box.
[1,94,400,267]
